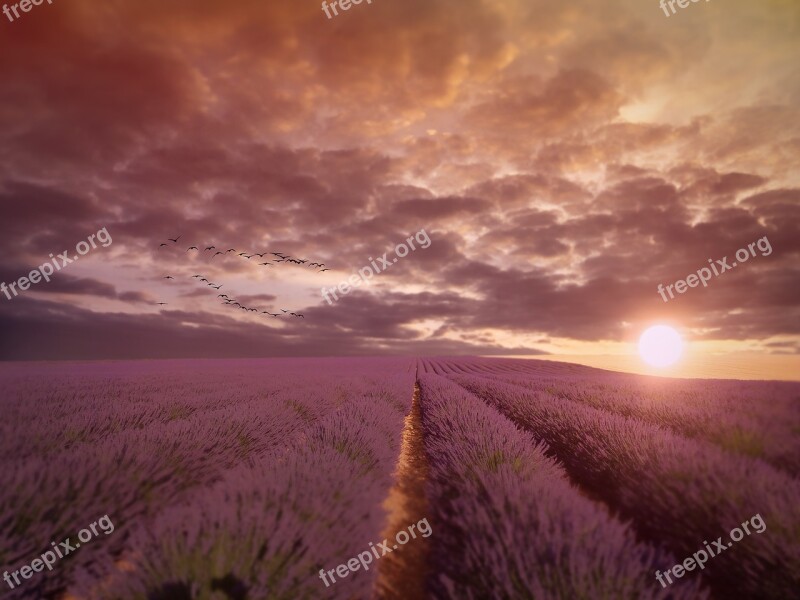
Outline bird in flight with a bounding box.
[192,274,203,278]
[320,268,330,272]
[159,243,168,248]
[168,236,182,243]
[259,262,272,266]
[226,248,236,253]
[281,309,289,313]
[157,302,168,306]
[238,252,248,257]
[163,276,175,280]
[212,251,224,259]
[200,278,209,282]
[187,246,198,251]
[211,284,222,290]
[266,312,281,317]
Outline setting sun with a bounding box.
[638,325,683,368]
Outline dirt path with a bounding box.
[373,381,432,600]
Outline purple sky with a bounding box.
[0,0,798,375]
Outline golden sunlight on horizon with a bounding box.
[504,352,800,381]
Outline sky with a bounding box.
[0,0,798,379]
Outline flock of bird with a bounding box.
[161,274,305,318]
[154,235,323,318]
[158,236,329,271]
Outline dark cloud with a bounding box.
[0,0,796,362]
[0,298,547,360]
[0,265,120,300]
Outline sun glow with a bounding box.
[638,325,683,368]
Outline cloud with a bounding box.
[0,0,797,359]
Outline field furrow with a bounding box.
[458,371,800,476]
[417,373,705,600]
[67,372,414,600]
[450,373,800,599]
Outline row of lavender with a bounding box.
[444,369,800,599]
[2,370,337,598]
[0,359,351,459]
[417,373,704,599]
[433,357,800,477]
[71,369,414,599]
[419,356,607,378]
[0,358,413,599]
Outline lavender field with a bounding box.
[1,357,798,599]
